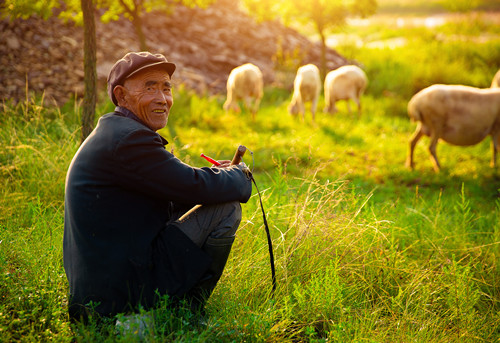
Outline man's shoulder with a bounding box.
[98,112,151,137]
[97,112,166,147]
[99,112,144,128]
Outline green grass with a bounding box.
[1,13,500,343]
[376,0,500,14]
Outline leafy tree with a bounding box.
[1,0,61,19]
[99,0,215,51]
[243,0,377,78]
[439,0,482,13]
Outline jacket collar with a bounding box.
[114,106,168,146]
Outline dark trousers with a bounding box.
[167,201,242,310]
[168,201,242,247]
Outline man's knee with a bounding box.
[222,201,242,221]
[209,201,242,239]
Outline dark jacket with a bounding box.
[63,111,252,319]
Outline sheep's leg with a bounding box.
[323,98,331,113]
[241,97,251,118]
[357,88,363,115]
[346,100,352,114]
[355,98,361,116]
[325,100,338,114]
[332,102,338,114]
[300,101,306,122]
[242,97,249,112]
[224,94,241,113]
[251,97,260,121]
[232,100,242,113]
[428,132,441,172]
[406,123,423,170]
[223,95,232,112]
[491,133,499,168]
[250,100,256,121]
[311,98,318,122]
[324,95,335,114]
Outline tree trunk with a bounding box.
[133,14,149,51]
[319,29,327,81]
[80,0,97,143]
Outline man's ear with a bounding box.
[113,85,127,106]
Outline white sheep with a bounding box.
[405,84,500,171]
[491,69,500,88]
[324,65,368,115]
[223,63,263,120]
[288,64,321,122]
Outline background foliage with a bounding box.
[1,1,500,342]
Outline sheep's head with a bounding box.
[288,102,299,115]
[223,101,241,113]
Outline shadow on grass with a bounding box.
[350,165,500,203]
[321,126,365,147]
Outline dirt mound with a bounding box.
[0,2,348,105]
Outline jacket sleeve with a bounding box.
[111,126,252,205]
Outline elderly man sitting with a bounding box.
[63,51,252,322]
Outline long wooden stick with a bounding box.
[178,145,246,221]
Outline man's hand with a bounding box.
[216,160,231,168]
[202,146,247,169]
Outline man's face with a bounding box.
[116,65,173,131]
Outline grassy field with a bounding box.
[375,0,500,14]
[1,9,500,343]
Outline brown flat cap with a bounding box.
[107,51,176,105]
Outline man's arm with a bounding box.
[112,128,252,205]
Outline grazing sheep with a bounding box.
[223,63,263,120]
[491,69,500,88]
[288,64,321,121]
[324,65,368,115]
[405,84,500,171]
